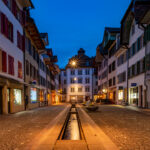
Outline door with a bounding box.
[0,87,3,114]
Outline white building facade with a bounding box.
[61,49,97,103]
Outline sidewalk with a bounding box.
[114,105,150,115]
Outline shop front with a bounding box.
[129,86,139,106]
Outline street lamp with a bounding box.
[71,61,76,66]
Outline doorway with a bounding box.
[0,87,3,114]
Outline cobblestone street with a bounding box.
[0,105,66,150]
[84,105,150,150]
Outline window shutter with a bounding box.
[5,16,8,37]
[8,55,14,75]
[18,61,22,78]
[12,0,17,17]
[2,51,7,73]
[1,13,5,34]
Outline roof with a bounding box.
[105,27,120,33]
[66,48,95,69]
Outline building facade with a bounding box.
[0,0,33,114]
[61,49,97,103]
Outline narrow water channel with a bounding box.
[62,109,81,140]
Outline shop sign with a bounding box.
[131,83,137,87]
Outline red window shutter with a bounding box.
[12,0,17,17]
[12,57,14,75]
[1,13,5,34]
[2,51,7,73]
[8,55,14,75]
[18,61,22,78]
[5,17,8,38]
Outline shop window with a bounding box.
[130,87,139,105]
[14,89,22,105]
[118,90,123,100]
[30,88,37,103]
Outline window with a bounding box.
[8,55,14,75]
[85,69,90,75]
[64,72,66,76]
[85,78,90,84]
[78,78,82,83]
[18,61,22,79]
[112,61,116,71]
[71,70,75,75]
[109,79,112,87]
[30,88,37,103]
[14,89,22,105]
[118,72,126,84]
[71,88,75,92]
[85,86,90,92]
[113,77,116,85]
[8,21,13,42]
[64,80,66,84]
[70,78,75,84]
[78,87,82,92]
[78,69,82,75]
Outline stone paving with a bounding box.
[0,105,66,150]
[83,105,150,150]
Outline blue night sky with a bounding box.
[31,0,131,68]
